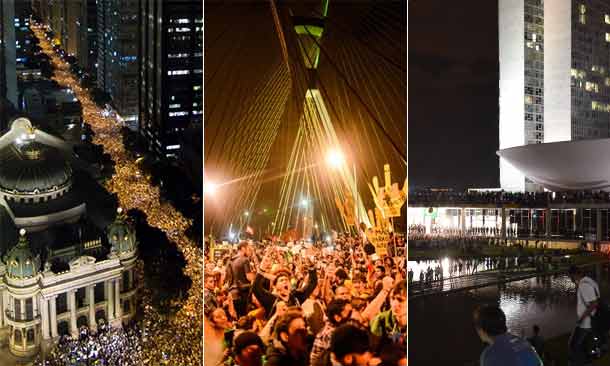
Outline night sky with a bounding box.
[204,1,405,232]
[409,0,499,190]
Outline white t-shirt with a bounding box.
[577,276,599,329]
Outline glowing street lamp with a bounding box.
[204,181,218,196]
[300,199,309,207]
[244,211,250,217]
[326,148,346,169]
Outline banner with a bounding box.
[366,207,391,256]
[368,164,407,218]
[366,228,390,256]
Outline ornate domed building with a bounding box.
[0,118,138,357]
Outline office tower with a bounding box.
[31,0,49,23]
[139,0,202,159]
[77,0,97,73]
[48,0,65,44]
[1,0,17,109]
[499,0,610,192]
[15,0,33,66]
[97,0,138,124]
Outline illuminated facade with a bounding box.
[0,118,138,358]
[1,0,17,108]
[138,0,203,159]
[499,0,544,192]
[97,0,139,125]
[500,0,610,191]
[498,137,610,191]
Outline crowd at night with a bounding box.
[30,21,203,366]
[204,235,407,366]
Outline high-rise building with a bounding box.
[500,0,610,191]
[76,0,97,73]
[499,0,545,192]
[97,0,138,124]
[48,0,65,45]
[139,0,202,159]
[15,1,34,67]
[31,0,49,23]
[1,0,17,109]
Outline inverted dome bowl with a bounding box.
[497,138,610,191]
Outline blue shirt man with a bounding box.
[474,305,543,366]
[480,333,543,366]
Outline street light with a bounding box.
[300,199,309,207]
[244,211,250,217]
[326,148,345,168]
[204,181,218,196]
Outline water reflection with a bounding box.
[408,257,519,280]
[410,273,600,365]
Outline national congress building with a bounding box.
[499,0,610,192]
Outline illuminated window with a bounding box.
[606,15,610,24]
[169,104,181,108]
[606,33,610,42]
[585,81,598,92]
[169,111,188,117]
[605,77,610,86]
[193,85,201,91]
[167,70,189,75]
[525,96,533,104]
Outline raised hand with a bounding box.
[368,164,407,218]
[335,190,356,226]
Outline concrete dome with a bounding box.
[0,141,72,194]
[497,138,610,191]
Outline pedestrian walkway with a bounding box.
[409,268,540,298]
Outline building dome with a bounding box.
[107,208,137,255]
[0,141,72,194]
[3,229,40,279]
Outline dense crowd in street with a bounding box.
[204,234,407,366]
[34,322,142,366]
[410,189,610,206]
[33,25,203,365]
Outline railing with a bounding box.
[4,309,39,322]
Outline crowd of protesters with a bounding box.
[34,321,143,366]
[204,234,407,366]
[410,189,610,207]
